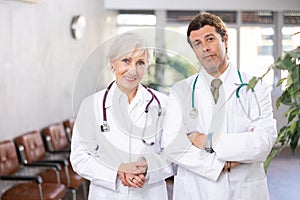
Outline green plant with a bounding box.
[248,46,300,171]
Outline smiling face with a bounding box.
[189,25,228,77]
[111,48,148,98]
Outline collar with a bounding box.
[200,62,231,85]
[104,82,152,109]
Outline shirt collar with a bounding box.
[200,62,232,85]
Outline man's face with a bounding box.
[189,25,228,76]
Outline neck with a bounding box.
[117,85,138,104]
[209,60,229,78]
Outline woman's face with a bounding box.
[111,49,147,95]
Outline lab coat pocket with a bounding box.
[239,177,269,200]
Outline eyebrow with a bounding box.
[204,33,216,39]
[192,33,216,44]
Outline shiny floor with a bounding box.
[267,147,300,200]
[70,147,300,200]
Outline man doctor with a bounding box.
[163,13,277,200]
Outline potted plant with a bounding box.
[248,45,300,170]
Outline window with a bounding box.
[240,27,274,85]
[117,10,156,33]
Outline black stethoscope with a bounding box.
[100,81,162,146]
[190,70,261,121]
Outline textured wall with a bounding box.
[0,0,116,140]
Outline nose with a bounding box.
[200,42,211,52]
[127,63,137,75]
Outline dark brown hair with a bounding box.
[187,13,227,47]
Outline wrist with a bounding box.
[205,132,214,153]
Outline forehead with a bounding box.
[189,25,218,40]
[116,48,147,60]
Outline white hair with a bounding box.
[108,32,152,64]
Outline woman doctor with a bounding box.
[70,33,173,200]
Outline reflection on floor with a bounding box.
[267,147,300,200]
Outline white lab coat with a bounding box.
[70,83,173,200]
[163,63,277,200]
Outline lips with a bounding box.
[124,76,137,81]
[203,54,215,59]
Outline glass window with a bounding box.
[280,26,300,89]
[283,11,300,25]
[117,10,156,33]
[206,11,237,24]
[167,10,199,24]
[242,11,274,24]
[240,27,274,85]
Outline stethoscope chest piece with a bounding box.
[190,108,198,119]
[100,121,110,132]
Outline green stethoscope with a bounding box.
[190,70,262,121]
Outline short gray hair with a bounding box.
[108,32,152,64]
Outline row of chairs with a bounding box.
[0,118,87,200]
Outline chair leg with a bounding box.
[71,189,76,200]
[82,181,88,200]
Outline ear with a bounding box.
[223,34,229,49]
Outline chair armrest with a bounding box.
[32,159,70,186]
[25,162,62,171]
[0,175,42,184]
[48,149,71,154]
[32,159,68,166]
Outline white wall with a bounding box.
[0,0,117,140]
[104,0,300,11]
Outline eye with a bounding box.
[121,58,131,64]
[193,41,200,48]
[207,37,215,43]
[137,60,146,67]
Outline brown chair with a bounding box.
[41,123,88,199]
[62,118,75,143]
[14,130,86,200]
[41,123,70,153]
[0,140,65,200]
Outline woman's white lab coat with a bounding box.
[70,83,173,200]
[163,64,277,200]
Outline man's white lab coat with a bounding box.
[163,64,277,200]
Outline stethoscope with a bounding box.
[100,81,162,146]
[190,70,262,121]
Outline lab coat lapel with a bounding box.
[223,64,241,103]
[195,72,214,133]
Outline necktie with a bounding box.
[210,79,222,104]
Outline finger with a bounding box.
[131,177,144,188]
[127,177,140,188]
[138,173,146,182]
[132,175,144,185]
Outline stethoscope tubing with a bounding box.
[191,70,262,121]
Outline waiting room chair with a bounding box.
[41,123,88,199]
[14,130,86,200]
[0,140,65,200]
[41,123,70,153]
[62,118,75,143]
